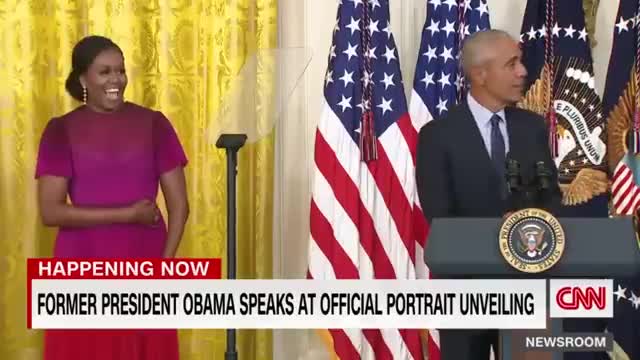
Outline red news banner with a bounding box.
[27,258,222,328]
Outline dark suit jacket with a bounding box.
[416,102,562,222]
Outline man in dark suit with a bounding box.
[416,29,562,360]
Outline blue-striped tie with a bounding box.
[491,114,506,182]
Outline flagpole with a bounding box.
[216,134,247,360]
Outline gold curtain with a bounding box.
[0,0,276,359]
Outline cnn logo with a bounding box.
[556,286,606,310]
[549,279,613,318]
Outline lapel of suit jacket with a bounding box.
[459,101,498,183]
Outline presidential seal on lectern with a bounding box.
[499,208,565,273]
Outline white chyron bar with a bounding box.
[29,279,547,329]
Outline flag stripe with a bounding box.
[369,133,418,269]
[312,165,372,277]
[308,272,373,360]
[615,182,634,212]
[314,125,397,278]
[413,205,430,278]
[409,89,433,131]
[307,278,362,360]
[613,162,628,179]
[329,329,362,360]
[309,200,359,279]
[612,172,629,197]
[396,115,420,164]
[614,183,632,210]
[362,329,394,360]
[379,329,411,360]
[612,168,632,200]
[308,236,337,280]
[344,328,372,359]
[622,188,640,214]
[611,159,640,215]
[399,328,423,360]
[613,174,633,210]
[620,186,639,214]
[377,116,416,201]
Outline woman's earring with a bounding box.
[82,86,87,104]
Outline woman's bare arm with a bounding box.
[159,167,189,257]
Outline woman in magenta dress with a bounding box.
[35,35,189,360]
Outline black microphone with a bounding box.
[504,156,522,211]
[535,161,552,191]
[505,157,521,193]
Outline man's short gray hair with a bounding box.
[460,29,513,78]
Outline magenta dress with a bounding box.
[35,102,187,360]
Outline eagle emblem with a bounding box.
[518,61,609,207]
[607,65,638,171]
[517,224,547,258]
[499,208,565,273]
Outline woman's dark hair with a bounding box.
[65,35,123,102]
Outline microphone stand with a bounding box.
[505,160,552,211]
[216,134,247,360]
[505,159,524,212]
[534,161,553,211]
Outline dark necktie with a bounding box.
[490,114,506,182]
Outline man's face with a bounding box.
[479,37,528,105]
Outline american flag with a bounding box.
[612,154,640,215]
[408,1,491,359]
[307,0,426,358]
[603,1,640,358]
[607,0,640,217]
[409,0,491,125]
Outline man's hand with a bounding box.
[503,211,513,219]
